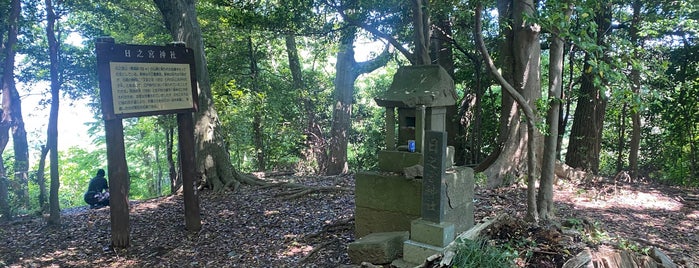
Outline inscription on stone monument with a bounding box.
[422,131,447,223]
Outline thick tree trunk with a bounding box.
[0,0,20,222]
[565,4,612,174]
[432,12,461,162]
[11,108,28,211]
[153,0,258,190]
[326,27,357,175]
[325,25,390,175]
[513,0,542,222]
[478,0,542,189]
[566,55,606,173]
[45,0,61,225]
[475,2,541,221]
[411,0,431,65]
[538,2,572,221]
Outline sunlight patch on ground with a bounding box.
[680,210,699,232]
[278,241,314,258]
[131,202,161,212]
[264,210,280,216]
[566,188,683,211]
[217,208,235,216]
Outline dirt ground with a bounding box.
[0,174,697,267]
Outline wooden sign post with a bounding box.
[95,37,201,248]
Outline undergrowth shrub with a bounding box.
[452,238,517,268]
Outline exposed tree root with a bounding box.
[304,217,354,240]
[261,182,351,200]
[630,237,674,252]
[298,238,337,263]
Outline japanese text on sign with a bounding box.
[110,62,193,114]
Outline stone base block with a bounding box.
[355,172,422,237]
[410,219,455,247]
[403,240,445,265]
[378,150,423,172]
[348,231,409,265]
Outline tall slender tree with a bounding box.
[627,0,643,179]
[45,0,61,225]
[538,1,573,221]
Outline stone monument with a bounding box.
[402,131,456,264]
[348,65,475,266]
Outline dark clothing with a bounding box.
[87,176,108,193]
[84,175,109,208]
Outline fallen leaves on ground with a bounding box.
[475,178,699,267]
[0,174,697,267]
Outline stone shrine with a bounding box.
[348,65,475,266]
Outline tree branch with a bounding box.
[331,1,415,64]
[355,44,391,75]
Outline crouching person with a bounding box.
[84,169,110,209]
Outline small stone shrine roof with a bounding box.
[374,65,457,108]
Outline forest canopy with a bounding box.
[0,0,696,221]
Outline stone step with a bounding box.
[348,231,409,265]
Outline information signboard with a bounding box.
[96,41,198,119]
[94,38,202,248]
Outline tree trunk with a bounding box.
[326,27,357,175]
[247,36,265,172]
[477,0,541,189]
[616,104,627,173]
[628,0,643,180]
[325,25,391,175]
[45,0,61,225]
[166,121,181,194]
[565,3,611,174]
[411,0,431,65]
[153,0,258,190]
[0,0,20,222]
[37,146,49,212]
[154,133,163,196]
[475,1,541,221]
[0,142,8,221]
[10,103,28,211]
[558,45,575,160]
[432,12,460,162]
[538,2,573,221]
[285,34,327,174]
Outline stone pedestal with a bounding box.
[402,219,456,264]
[409,219,455,247]
[354,167,475,239]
